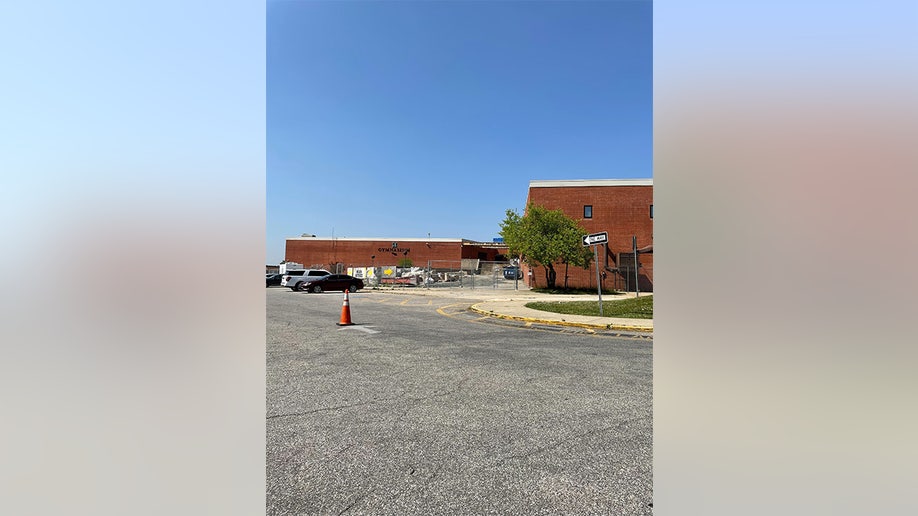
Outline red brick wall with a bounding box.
[460,246,507,261]
[523,184,654,291]
[285,239,508,271]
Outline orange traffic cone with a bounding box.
[337,289,354,326]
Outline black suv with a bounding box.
[502,266,522,280]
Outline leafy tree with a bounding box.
[397,257,413,268]
[500,204,592,289]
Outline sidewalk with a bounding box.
[468,297,653,332]
[367,286,653,333]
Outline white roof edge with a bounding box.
[286,237,466,242]
[529,178,653,188]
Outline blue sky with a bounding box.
[267,0,652,263]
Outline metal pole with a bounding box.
[595,244,603,316]
[633,235,640,298]
[514,258,518,290]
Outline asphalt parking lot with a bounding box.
[267,288,652,515]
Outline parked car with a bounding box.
[266,273,283,287]
[281,269,332,290]
[503,266,522,280]
[297,274,364,293]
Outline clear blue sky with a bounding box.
[267,0,652,264]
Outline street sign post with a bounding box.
[582,231,609,316]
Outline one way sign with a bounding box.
[582,231,608,246]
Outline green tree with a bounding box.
[397,257,413,268]
[500,204,592,289]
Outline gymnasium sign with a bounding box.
[378,241,410,253]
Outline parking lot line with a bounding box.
[337,325,380,334]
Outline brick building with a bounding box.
[284,237,508,274]
[282,179,652,291]
[522,179,653,292]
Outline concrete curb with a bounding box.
[468,303,654,333]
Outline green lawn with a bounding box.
[525,295,653,319]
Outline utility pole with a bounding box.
[633,235,640,298]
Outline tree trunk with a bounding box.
[545,264,556,289]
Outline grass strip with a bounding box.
[525,295,653,319]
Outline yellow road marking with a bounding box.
[435,302,472,319]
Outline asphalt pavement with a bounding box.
[267,287,652,515]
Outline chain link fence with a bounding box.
[343,260,529,291]
[328,259,651,293]
[613,253,654,293]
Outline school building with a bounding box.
[282,178,652,291]
[522,179,653,292]
[284,237,508,274]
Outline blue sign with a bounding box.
[492,237,504,243]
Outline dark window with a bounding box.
[584,205,592,219]
[650,204,653,219]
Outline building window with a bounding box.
[650,204,653,219]
[584,205,592,219]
